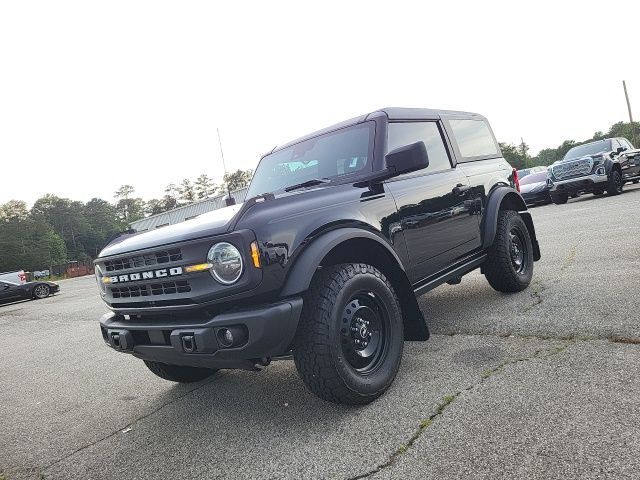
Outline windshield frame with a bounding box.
[519,171,548,185]
[246,121,377,197]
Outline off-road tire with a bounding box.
[33,284,50,299]
[484,210,534,293]
[551,194,568,205]
[607,170,623,196]
[143,361,217,383]
[293,263,404,405]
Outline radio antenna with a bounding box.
[217,128,235,205]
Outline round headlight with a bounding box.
[207,242,243,285]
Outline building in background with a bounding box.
[129,187,248,232]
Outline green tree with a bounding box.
[498,143,527,169]
[222,169,253,192]
[179,179,196,203]
[0,200,29,221]
[113,186,144,224]
[194,174,217,199]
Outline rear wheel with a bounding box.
[144,361,218,383]
[484,210,534,293]
[293,263,404,405]
[33,284,50,299]
[607,170,623,196]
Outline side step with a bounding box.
[413,252,486,297]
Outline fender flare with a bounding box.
[280,228,405,297]
[280,227,429,341]
[482,187,541,261]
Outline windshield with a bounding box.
[246,123,373,197]
[563,140,612,160]
[520,171,548,185]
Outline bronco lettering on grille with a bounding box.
[108,267,183,284]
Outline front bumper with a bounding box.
[549,173,607,194]
[99,298,303,370]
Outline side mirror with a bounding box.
[385,141,429,177]
[616,146,626,154]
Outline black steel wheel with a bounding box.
[33,284,50,299]
[339,291,391,374]
[484,210,534,293]
[294,263,404,405]
[607,170,623,196]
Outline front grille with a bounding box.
[104,248,182,272]
[552,157,593,180]
[110,280,191,298]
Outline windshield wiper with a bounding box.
[284,178,331,192]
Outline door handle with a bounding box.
[452,184,471,196]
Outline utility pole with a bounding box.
[623,80,634,123]
[520,137,528,168]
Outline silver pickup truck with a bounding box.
[547,137,640,204]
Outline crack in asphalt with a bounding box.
[347,340,573,480]
[36,371,226,479]
[439,330,640,345]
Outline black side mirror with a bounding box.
[385,141,429,177]
[616,146,626,154]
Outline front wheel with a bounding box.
[33,284,50,299]
[484,210,534,293]
[293,263,404,405]
[607,170,623,196]
[144,361,218,383]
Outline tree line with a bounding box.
[0,169,253,272]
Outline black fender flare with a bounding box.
[281,228,405,296]
[482,187,541,261]
[280,227,429,341]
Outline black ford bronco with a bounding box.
[96,108,541,405]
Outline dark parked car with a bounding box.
[548,137,640,204]
[0,280,59,303]
[96,107,540,404]
[516,166,546,179]
[519,171,552,206]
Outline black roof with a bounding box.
[272,107,485,153]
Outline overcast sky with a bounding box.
[1,1,638,205]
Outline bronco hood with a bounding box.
[99,203,244,257]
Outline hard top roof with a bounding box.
[270,107,484,154]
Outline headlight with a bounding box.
[207,242,243,284]
[95,264,106,292]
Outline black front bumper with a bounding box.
[99,298,303,370]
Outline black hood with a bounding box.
[99,203,244,257]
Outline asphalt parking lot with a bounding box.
[2,185,640,480]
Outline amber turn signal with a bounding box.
[250,241,261,268]
[184,263,213,273]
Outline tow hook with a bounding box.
[107,329,134,351]
[181,335,196,353]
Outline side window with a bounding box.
[611,139,620,150]
[448,119,499,159]
[620,138,633,150]
[387,122,452,174]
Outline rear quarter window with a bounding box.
[447,119,499,160]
